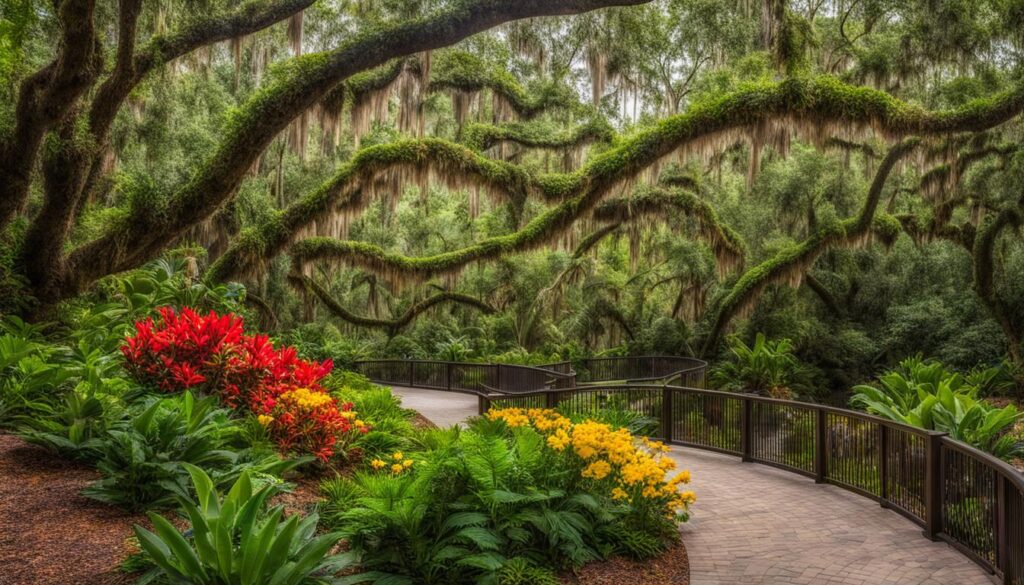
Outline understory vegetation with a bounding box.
[4,0,1024,582]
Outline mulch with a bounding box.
[410,411,438,429]
[562,541,690,585]
[0,415,692,585]
[0,434,141,585]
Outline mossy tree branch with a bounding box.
[291,274,495,336]
[461,118,614,152]
[972,205,1024,363]
[701,138,920,356]
[214,75,1024,285]
[286,184,742,282]
[30,0,650,303]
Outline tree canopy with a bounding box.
[3,0,1024,389]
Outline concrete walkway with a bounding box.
[389,386,997,585]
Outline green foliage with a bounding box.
[82,392,297,511]
[324,419,677,583]
[19,387,122,462]
[852,356,1024,460]
[134,465,347,585]
[711,333,807,397]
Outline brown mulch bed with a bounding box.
[410,411,438,429]
[561,541,690,585]
[0,434,142,585]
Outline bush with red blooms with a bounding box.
[120,307,368,461]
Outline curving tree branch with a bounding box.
[0,0,99,229]
[291,274,495,335]
[972,205,1024,363]
[212,75,1024,284]
[461,118,615,152]
[701,138,921,355]
[33,0,650,302]
[286,185,742,282]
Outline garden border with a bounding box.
[353,358,1023,584]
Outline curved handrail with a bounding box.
[353,356,709,394]
[480,383,1024,581]
[573,356,708,386]
[351,358,578,395]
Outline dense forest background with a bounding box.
[3,0,1024,399]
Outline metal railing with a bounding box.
[480,384,1024,584]
[350,359,578,395]
[574,356,707,387]
[352,356,709,395]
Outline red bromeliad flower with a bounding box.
[120,307,363,461]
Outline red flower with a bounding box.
[121,307,351,461]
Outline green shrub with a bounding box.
[20,387,123,462]
[852,356,1024,460]
[497,557,559,585]
[134,465,347,585]
[325,411,689,582]
[83,392,298,510]
[711,333,807,398]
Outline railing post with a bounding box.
[446,362,452,391]
[545,390,559,409]
[478,394,491,415]
[408,361,414,387]
[495,365,502,392]
[923,432,946,541]
[997,475,1008,578]
[815,408,827,484]
[661,386,674,442]
[740,396,752,462]
[879,425,889,508]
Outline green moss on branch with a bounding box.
[214,75,1024,284]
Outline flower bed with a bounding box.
[323,407,694,583]
[121,307,368,460]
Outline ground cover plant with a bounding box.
[321,408,693,584]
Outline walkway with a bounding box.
[389,386,997,585]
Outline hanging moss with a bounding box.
[429,51,581,119]
[591,186,747,273]
[209,74,1024,284]
[461,117,614,153]
[701,139,922,355]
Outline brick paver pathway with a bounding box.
[389,386,998,585]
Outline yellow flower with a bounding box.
[391,463,404,474]
[582,460,612,480]
[392,452,404,461]
[611,487,629,501]
[279,387,334,411]
[370,459,386,470]
[355,419,365,427]
[670,470,691,485]
[257,414,274,426]
[403,459,414,468]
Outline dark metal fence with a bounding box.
[480,384,1024,584]
[352,356,708,395]
[351,359,577,395]
[574,356,707,387]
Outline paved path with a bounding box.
[389,386,997,585]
